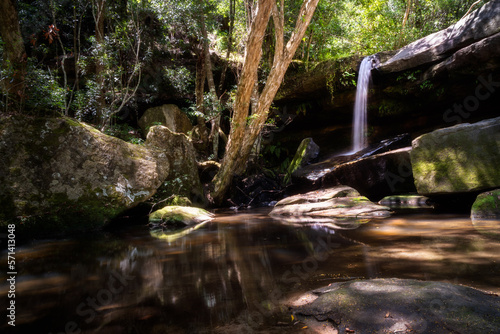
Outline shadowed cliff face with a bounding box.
[274,1,500,157]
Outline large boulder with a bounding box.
[378,0,500,73]
[291,278,500,334]
[0,116,169,236]
[145,125,204,204]
[424,31,500,78]
[292,140,415,201]
[269,185,391,225]
[138,104,192,136]
[410,117,500,195]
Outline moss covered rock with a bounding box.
[471,189,500,219]
[149,206,213,226]
[285,137,319,184]
[411,116,500,195]
[0,115,170,236]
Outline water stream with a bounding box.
[2,210,499,333]
[351,56,376,153]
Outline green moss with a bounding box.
[149,206,212,225]
[472,190,500,218]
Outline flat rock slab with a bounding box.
[270,186,391,224]
[292,278,500,334]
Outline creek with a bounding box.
[1,210,499,333]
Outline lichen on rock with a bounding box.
[0,115,170,236]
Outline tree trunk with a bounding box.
[0,0,26,111]
[219,0,235,94]
[195,46,209,152]
[200,7,221,160]
[92,0,106,122]
[211,0,320,205]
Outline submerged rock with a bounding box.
[291,278,500,334]
[379,195,434,210]
[0,116,169,235]
[411,117,500,195]
[269,186,391,223]
[138,104,192,136]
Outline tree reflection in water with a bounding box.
[1,211,499,333]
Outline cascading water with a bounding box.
[351,55,376,153]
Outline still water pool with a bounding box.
[1,210,499,333]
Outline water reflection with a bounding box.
[1,212,499,333]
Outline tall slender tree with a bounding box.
[211,0,320,205]
[0,0,27,112]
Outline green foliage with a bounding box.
[23,59,66,115]
[163,66,194,95]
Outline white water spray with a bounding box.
[351,56,375,153]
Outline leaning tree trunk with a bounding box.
[211,0,320,205]
[0,0,26,111]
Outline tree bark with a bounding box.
[211,0,320,205]
[200,10,221,160]
[92,0,106,122]
[0,0,26,111]
[219,0,235,94]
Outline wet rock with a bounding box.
[411,116,500,195]
[138,104,192,136]
[146,125,204,205]
[379,195,434,210]
[269,185,391,222]
[291,278,500,334]
[0,116,169,235]
[293,144,415,201]
[378,0,500,73]
[285,137,320,183]
[149,206,214,226]
[471,189,500,219]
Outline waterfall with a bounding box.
[351,56,375,153]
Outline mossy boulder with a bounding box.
[138,104,192,136]
[145,125,204,205]
[149,206,213,226]
[471,189,500,219]
[292,278,500,334]
[0,115,170,236]
[411,116,500,195]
